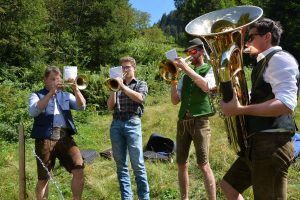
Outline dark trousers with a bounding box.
[223,132,294,200]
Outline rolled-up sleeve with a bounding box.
[136,81,148,101]
[68,93,86,111]
[265,52,299,111]
[28,93,42,117]
[204,67,216,90]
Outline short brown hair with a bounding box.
[44,66,61,78]
[120,56,136,68]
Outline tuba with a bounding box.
[185,6,263,154]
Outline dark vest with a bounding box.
[246,50,296,134]
[31,89,77,139]
[178,63,215,119]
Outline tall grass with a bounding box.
[1,94,300,199]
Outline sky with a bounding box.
[129,0,176,25]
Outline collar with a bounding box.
[123,78,137,85]
[256,46,282,62]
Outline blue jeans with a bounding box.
[110,117,150,200]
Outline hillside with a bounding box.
[1,96,300,199]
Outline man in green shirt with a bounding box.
[171,38,216,200]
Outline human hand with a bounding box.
[49,80,61,96]
[175,57,189,71]
[67,78,78,91]
[220,89,242,116]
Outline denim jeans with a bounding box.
[110,117,150,200]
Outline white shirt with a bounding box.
[29,90,85,127]
[256,46,299,111]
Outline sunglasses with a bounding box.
[187,49,198,55]
[247,33,265,43]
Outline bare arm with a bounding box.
[36,84,58,111]
[175,57,209,92]
[171,81,180,105]
[122,86,144,103]
[107,92,116,111]
[70,80,86,107]
[221,90,292,116]
[72,88,86,107]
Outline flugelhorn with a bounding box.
[105,73,127,92]
[159,56,192,82]
[61,74,88,90]
[185,5,263,154]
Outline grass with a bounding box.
[1,95,300,199]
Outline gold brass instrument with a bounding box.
[159,56,192,82]
[185,6,263,154]
[62,74,88,90]
[105,78,121,92]
[105,73,127,92]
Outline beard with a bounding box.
[191,57,200,65]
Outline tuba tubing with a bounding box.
[185,5,263,154]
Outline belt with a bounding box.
[113,114,139,121]
[183,112,209,120]
[50,127,71,140]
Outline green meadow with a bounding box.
[1,95,300,200]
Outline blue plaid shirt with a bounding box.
[113,78,148,120]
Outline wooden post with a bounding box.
[19,124,26,200]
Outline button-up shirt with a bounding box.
[113,78,148,119]
[29,90,85,128]
[256,46,299,111]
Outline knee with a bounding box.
[36,179,49,188]
[220,179,227,192]
[178,162,188,171]
[198,162,211,173]
[72,168,84,180]
[220,179,234,194]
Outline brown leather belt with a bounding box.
[50,127,71,140]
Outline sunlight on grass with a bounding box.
[1,95,300,199]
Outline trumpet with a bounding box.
[105,73,127,92]
[159,56,192,82]
[61,74,88,90]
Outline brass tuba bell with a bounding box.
[185,6,263,154]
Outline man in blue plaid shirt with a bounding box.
[107,56,150,200]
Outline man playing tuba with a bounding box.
[220,18,299,200]
[171,38,216,200]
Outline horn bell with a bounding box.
[185,5,263,37]
[184,6,263,154]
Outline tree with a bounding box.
[0,0,48,69]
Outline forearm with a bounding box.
[241,99,292,117]
[36,93,52,111]
[107,92,116,111]
[122,86,144,103]
[183,67,209,92]
[171,82,180,105]
[73,89,86,107]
